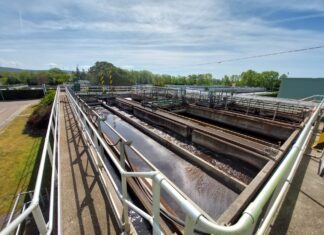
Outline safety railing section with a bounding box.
[255,103,323,234]
[78,85,133,95]
[301,94,324,102]
[129,87,309,120]
[66,87,164,234]
[66,86,324,235]
[0,87,60,235]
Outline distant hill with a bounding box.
[0,66,72,74]
[0,67,34,73]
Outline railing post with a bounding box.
[184,215,196,235]
[47,141,53,166]
[31,205,47,235]
[273,103,279,121]
[183,200,202,235]
[6,194,21,226]
[152,174,163,235]
[119,140,131,233]
[97,114,105,134]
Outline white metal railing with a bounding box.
[0,88,60,235]
[79,85,133,94]
[67,88,169,234]
[301,94,324,102]
[66,86,324,235]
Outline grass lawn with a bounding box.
[0,105,44,216]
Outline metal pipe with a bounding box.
[46,88,60,235]
[6,193,21,226]
[256,118,316,235]
[57,87,62,235]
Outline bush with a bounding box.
[27,90,55,130]
[40,90,55,105]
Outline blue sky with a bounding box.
[0,0,323,78]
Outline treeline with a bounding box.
[219,70,287,91]
[0,68,70,85]
[80,62,285,91]
[80,62,214,86]
[0,61,286,91]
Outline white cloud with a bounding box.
[0,58,23,68]
[48,62,59,68]
[0,0,323,77]
[121,65,135,70]
[0,49,17,52]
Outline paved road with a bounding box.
[0,100,40,130]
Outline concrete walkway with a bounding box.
[269,122,324,235]
[59,93,119,235]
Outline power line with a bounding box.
[193,44,324,66]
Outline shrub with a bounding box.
[27,90,55,130]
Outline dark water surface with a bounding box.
[96,107,238,220]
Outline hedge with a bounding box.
[0,89,44,100]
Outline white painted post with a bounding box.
[152,174,163,235]
[184,215,196,235]
[119,140,130,232]
[31,205,47,235]
[47,142,53,166]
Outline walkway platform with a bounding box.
[59,93,120,235]
[269,121,324,235]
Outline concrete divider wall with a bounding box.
[116,101,133,112]
[186,106,295,141]
[192,130,268,169]
[133,107,190,138]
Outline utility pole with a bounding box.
[109,70,113,96]
[99,73,105,94]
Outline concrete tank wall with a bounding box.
[192,130,268,169]
[186,105,295,141]
[133,107,190,138]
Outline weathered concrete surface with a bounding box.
[0,99,40,130]
[186,104,296,141]
[217,160,276,224]
[133,107,190,137]
[115,98,275,152]
[59,94,120,235]
[268,126,324,235]
[192,130,268,169]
